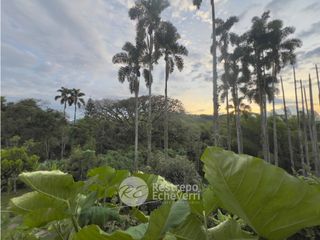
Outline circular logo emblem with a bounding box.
[119,176,148,206]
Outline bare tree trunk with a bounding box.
[164,58,169,160]
[316,64,320,107]
[308,74,320,176]
[264,97,270,162]
[281,77,294,171]
[134,87,139,171]
[304,86,315,170]
[226,91,231,150]
[211,0,219,146]
[74,103,77,124]
[272,80,278,166]
[235,86,242,153]
[147,70,152,164]
[61,103,66,159]
[300,80,310,172]
[293,67,305,174]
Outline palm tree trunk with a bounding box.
[264,97,270,162]
[272,80,278,166]
[293,67,305,174]
[281,76,294,171]
[233,86,242,153]
[226,91,231,151]
[300,80,310,172]
[61,102,67,159]
[308,74,320,176]
[134,88,139,171]
[304,86,315,170]
[164,58,169,160]
[316,64,320,107]
[74,102,77,124]
[211,0,219,146]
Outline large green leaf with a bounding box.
[133,172,178,201]
[142,200,190,240]
[19,171,83,202]
[208,219,258,240]
[88,166,130,198]
[189,187,218,217]
[170,214,207,240]
[9,191,68,227]
[73,224,148,240]
[201,147,320,240]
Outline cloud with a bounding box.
[264,0,296,13]
[298,21,320,38]
[302,2,320,12]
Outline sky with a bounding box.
[1,0,320,116]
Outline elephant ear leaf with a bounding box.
[201,147,320,240]
[208,219,258,240]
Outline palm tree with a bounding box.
[216,16,239,151]
[316,64,320,107]
[129,0,169,164]
[193,0,219,146]
[54,87,72,118]
[112,41,143,170]
[54,87,72,159]
[280,76,294,171]
[70,89,85,124]
[308,74,320,176]
[154,21,188,159]
[300,80,310,172]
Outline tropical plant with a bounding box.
[55,87,72,118]
[70,88,85,124]
[113,40,143,170]
[129,0,170,164]
[154,21,188,159]
[6,148,320,240]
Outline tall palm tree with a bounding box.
[280,76,294,171]
[193,0,219,146]
[308,74,320,176]
[216,16,239,151]
[112,41,143,170]
[70,89,85,124]
[54,87,72,118]
[54,87,72,159]
[300,80,310,172]
[129,0,169,164]
[154,21,188,159]
[316,64,320,107]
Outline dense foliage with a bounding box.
[2,148,320,239]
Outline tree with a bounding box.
[154,21,188,159]
[280,76,294,171]
[70,89,85,124]
[193,0,219,146]
[54,87,72,118]
[216,16,239,151]
[129,0,169,164]
[113,41,143,170]
[1,147,39,192]
[300,80,310,171]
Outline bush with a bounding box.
[150,151,200,185]
[97,150,136,171]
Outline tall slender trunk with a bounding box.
[316,64,320,107]
[147,33,153,165]
[280,77,294,171]
[300,80,310,172]
[74,102,77,124]
[164,57,169,160]
[61,102,67,159]
[304,86,315,170]
[211,0,219,146]
[134,87,139,171]
[234,85,242,153]
[226,90,231,150]
[264,97,270,162]
[308,74,320,175]
[293,67,305,174]
[272,80,278,166]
